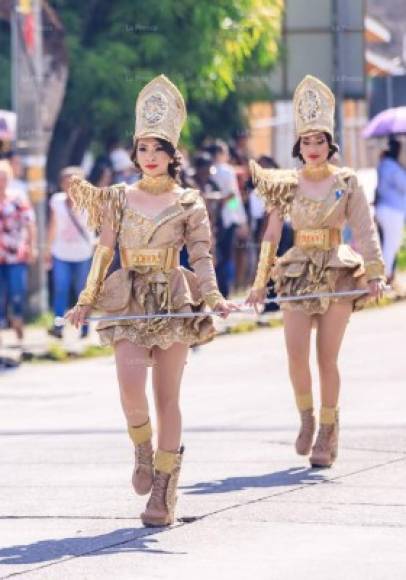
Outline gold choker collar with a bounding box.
[138,174,176,195]
[302,163,335,182]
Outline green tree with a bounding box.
[0,21,11,111]
[50,0,282,168]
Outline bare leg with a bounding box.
[152,342,189,452]
[316,302,352,408]
[114,339,150,426]
[141,342,188,526]
[283,309,316,455]
[115,339,154,496]
[283,309,313,396]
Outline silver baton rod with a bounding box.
[58,287,390,324]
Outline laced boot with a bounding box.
[310,407,339,468]
[128,420,154,496]
[141,446,184,527]
[295,392,315,456]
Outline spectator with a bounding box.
[110,148,138,185]
[88,158,114,188]
[8,152,29,202]
[185,152,222,257]
[0,160,37,343]
[209,140,248,297]
[47,166,96,339]
[375,138,406,282]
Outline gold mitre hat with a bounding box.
[133,74,186,148]
[293,75,335,138]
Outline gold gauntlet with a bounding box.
[77,244,114,306]
[204,291,224,309]
[252,241,277,290]
[364,260,385,282]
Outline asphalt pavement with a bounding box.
[0,300,405,579]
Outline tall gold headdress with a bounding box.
[293,75,335,139]
[133,74,187,148]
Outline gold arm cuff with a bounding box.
[204,291,224,309]
[365,260,385,281]
[77,244,114,306]
[252,241,277,290]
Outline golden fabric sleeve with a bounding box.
[346,176,385,281]
[184,201,224,308]
[77,244,114,306]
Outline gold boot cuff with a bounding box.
[320,406,337,425]
[295,392,313,412]
[155,449,178,474]
[128,419,152,445]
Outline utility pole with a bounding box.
[332,0,344,150]
[11,0,47,315]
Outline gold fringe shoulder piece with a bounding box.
[335,166,356,181]
[334,166,359,193]
[249,160,298,218]
[179,188,202,206]
[67,176,127,233]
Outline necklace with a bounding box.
[137,174,176,195]
[302,162,335,182]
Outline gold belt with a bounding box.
[120,247,180,272]
[294,228,342,250]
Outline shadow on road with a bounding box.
[0,527,185,566]
[181,466,330,495]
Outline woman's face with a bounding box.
[136,138,171,177]
[300,132,329,166]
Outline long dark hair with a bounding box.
[383,138,401,161]
[130,137,182,180]
[292,132,339,163]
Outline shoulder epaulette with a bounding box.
[68,176,126,233]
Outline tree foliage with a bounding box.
[53,0,283,155]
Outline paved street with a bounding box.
[0,302,405,580]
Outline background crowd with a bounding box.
[0,132,405,344]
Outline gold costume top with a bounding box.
[250,161,385,315]
[68,176,223,353]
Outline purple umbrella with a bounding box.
[363,106,406,138]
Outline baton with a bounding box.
[58,286,390,325]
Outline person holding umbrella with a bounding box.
[247,75,386,469]
[375,138,406,281]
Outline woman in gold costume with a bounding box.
[66,75,237,526]
[247,75,385,468]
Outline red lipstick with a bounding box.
[145,164,158,169]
